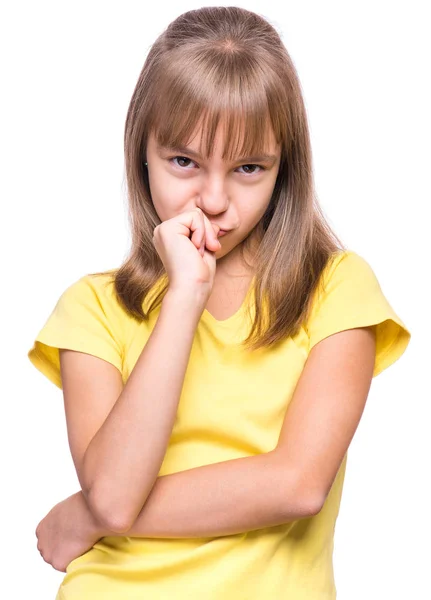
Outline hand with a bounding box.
[152,208,222,298]
[35,491,107,573]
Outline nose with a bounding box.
[197,173,229,215]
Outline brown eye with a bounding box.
[239,164,263,175]
[171,156,196,168]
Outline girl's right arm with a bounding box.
[61,209,221,533]
[80,288,203,533]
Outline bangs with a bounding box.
[149,47,287,160]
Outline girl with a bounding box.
[29,6,411,599]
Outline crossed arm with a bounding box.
[37,325,375,578]
[76,449,313,540]
[70,326,376,540]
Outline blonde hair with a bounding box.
[91,6,347,351]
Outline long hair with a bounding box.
[91,6,347,351]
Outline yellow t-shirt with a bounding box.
[28,250,411,600]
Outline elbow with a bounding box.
[292,473,325,517]
[81,457,136,533]
[297,492,325,517]
[87,485,135,534]
[274,460,325,519]
[81,451,156,533]
[280,491,323,520]
[294,484,325,518]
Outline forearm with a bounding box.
[83,289,203,531]
[92,451,309,539]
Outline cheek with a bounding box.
[254,177,277,215]
[148,170,192,221]
[238,184,273,221]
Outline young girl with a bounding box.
[29,6,411,599]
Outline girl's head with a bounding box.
[145,120,281,272]
[114,6,345,350]
[124,6,305,267]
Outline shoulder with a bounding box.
[71,269,118,298]
[321,248,372,280]
[314,249,380,303]
[28,269,136,389]
[305,249,411,377]
[64,269,129,319]
[309,248,387,319]
[50,268,138,350]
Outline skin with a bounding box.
[146,121,282,288]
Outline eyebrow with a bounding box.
[157,144,278,166]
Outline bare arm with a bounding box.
[79,322,374,540]
[83,290,203,532]
[83,451,317,540]
[122,451,317,538]
[100,327,374,539]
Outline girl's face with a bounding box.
[145,122,281,270]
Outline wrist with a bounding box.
[163,288,207,318]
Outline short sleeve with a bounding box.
[305,250,411,378]
[28,274,125,390]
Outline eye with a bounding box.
[169,156,266,175]
[170,156,196,169]
[238,164,264,175]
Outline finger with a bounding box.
[196,209,206,255]
[194,208,205,242]
[187,208,205,251]
[158,209,204,248]
[200,212,221,251]
[160,209,214,254]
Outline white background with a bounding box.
[2,1,428,598]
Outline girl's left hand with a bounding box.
[35,491,107,572]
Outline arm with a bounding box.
[36,451,309,573]
[84,451,316,540]
[122,451,316,538]
[83,290,203,532]
[87,327,376,539]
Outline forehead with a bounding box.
[150,115,280,161]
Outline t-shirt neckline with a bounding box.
[200,275,256,328]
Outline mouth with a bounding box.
[217,230,230,237]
